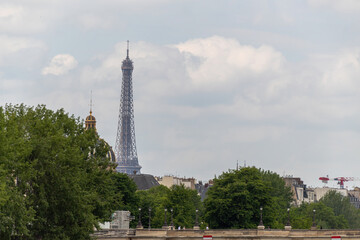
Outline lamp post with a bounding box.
[193,209,200,230]
[148,208,151,230]
[259,207,264,226]
[284,207,292,230]
[312,209,316,228]
[286,208,290,226]
[137,208,143,229]
[195,209,199,227]
[170,208,174,229]
[163,208,168,228]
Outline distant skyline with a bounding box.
[1,0,360,188]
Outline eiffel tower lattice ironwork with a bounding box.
[114,41,141,174]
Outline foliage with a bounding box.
[110,172,139,214]
[203,167,292,229]
[320,191,360,228]
[261,170,293,228]
[136,185,170,228]
[289,203,313,229]
[167,185,203,228]
[136,184,202,229]
[0,105,36,239]
[0,104,128,239]
[289,191,360,229]
[290,201,348,229]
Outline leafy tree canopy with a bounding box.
[136,184,202,229]
[291,191,360,229]
[0,104,133,239]
[320,190,360,229]
[204,167,292,229]
[290,201,348,229]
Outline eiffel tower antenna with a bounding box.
[90,90,93,114]
[127,40,129,58]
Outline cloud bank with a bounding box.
[42,54,78,76]
[2,0,360,187]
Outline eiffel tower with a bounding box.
[114,41,141,174]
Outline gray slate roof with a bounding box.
[129,174,159,190]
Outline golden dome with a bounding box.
[84,95,115,166]
[86,112,96,121]
[85,111,96,130]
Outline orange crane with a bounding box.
[319,176,360,189]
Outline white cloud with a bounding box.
[76,38,360,131]
[175,36,286,88]
[42,54,78,76]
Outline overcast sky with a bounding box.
[1,0,360,188]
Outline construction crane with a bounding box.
[319,176,360,189]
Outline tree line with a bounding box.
[0,104,135,239]
[2,104,360,239]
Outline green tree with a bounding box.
[261,170,293,228]
[289,203,313,229]
[136,185,170,228]
[110,172,139,214]
[136,184,202,229]
[289,191,360,230]
[204,167,292,229]
[0,104,126,239]
[0,105,35,239]
[290,202,348,229]
[320,191,360,228]
[167,185,202,228]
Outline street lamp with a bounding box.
[148,208,152,230]
[195,209,199,227]
[137,208,143,229]
[170,208,174,229]
[163,208,168,227]
[286,208,290,226]
[259,207,264,226]
[312,209,316,228]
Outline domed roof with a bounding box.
[86,113,96,121]
[106,146,116,163]
[84,95,115,165]
[97,138,117,163]
[85,111,96,130]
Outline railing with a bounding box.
[93,228,360,239]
